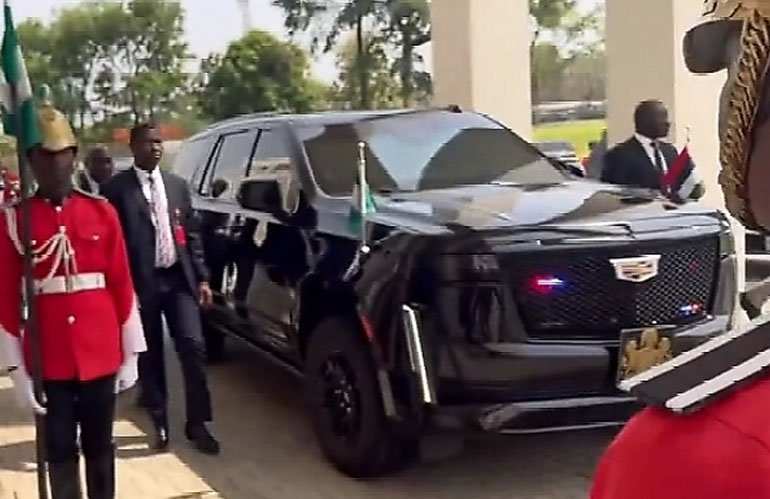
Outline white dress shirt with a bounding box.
[634,133,667,173]
[133,166,178,268]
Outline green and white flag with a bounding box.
[0,0,39,151]
[348,141,377,236]
[348,179,377,235]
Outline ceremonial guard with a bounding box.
[592,1,770,497]
[0,100,146,497]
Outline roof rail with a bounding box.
[204,111,285,130]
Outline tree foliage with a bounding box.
[272,0,432,109]
[17,0,190,133]
[332,32,400,109]
[529,0,604,104]
[197,30,327,120]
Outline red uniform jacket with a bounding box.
[0,192,143,381]
[591,376,770,499]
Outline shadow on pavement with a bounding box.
[118,340,617,499]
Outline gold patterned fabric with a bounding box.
[687,1,770,228]
[703,0,770,19]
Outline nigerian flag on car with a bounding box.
[348,178,377,236]
[347,141,377,237]
[0,0,40,151]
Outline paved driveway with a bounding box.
[0,342,614,498]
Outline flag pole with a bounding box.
[11,84,49,499]
[356,141,368,247]
[4,5,49,495]
[343,141,370,281]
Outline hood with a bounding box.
[368,181,724,234]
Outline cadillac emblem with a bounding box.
[610,255,661,283]
[619,328,673,380]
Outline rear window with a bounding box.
[171,136,216,187]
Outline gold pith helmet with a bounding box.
[33,91,77,153]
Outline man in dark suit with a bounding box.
[601,100,705,201]
[102,124,219,455]
[77,146,114,195]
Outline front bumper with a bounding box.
[425,315,730,433]
[430,395,640,434]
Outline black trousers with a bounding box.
[44,374,116,499]
[139,264,213,426]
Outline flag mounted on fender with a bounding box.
[660,143,699,201]
[347,141,377,237]
[0,0,40,152]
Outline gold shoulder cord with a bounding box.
[720,9,770,229]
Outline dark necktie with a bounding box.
[651,140,665,174]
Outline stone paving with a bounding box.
[0,342,614,499]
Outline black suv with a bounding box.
[172,108,737,477]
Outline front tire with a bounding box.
[305,316,413,477]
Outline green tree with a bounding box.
[198,30,325,120]
[17,20,56,94]
[17,0,191,132]
[50,2,113,132]
[273,0,387,109]
[531,43,568,103]
[561,46,606,101]
[333,33,400,109]
[383,0,431,106]
[107,0,190,124]
[529,0,603,103]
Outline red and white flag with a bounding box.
[660,139,699,201]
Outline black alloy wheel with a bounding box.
[305,316,415,477]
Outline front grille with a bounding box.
[503,236,719,340]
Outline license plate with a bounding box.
[617,328,674,383]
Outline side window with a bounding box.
[170,136,217,188]
[205,129,258,200]
[248,129,291,176]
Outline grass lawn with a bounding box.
[533,119,606,158]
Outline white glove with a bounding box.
[8,368,46,415]
[114,354,139,394]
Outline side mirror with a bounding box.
[237,157,304,222]
[237,177,284,215]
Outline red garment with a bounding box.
[0,193,137,381]
[591,376,770,499]
[0,169,19,204]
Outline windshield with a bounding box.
[299,111,567,196]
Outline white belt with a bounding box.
[33,272,106,296]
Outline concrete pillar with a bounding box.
[430,0,532,139]
[607,0,746,301]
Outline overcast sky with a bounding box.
[14,0,602,82]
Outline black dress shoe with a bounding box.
[185,423,220,455]
[150,425,170,451]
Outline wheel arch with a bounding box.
[296,274,362,359]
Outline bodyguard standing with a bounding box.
[601,100,705,201]
[102,123,220,455]
[0,99,145,498]
[76,146,114,195]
